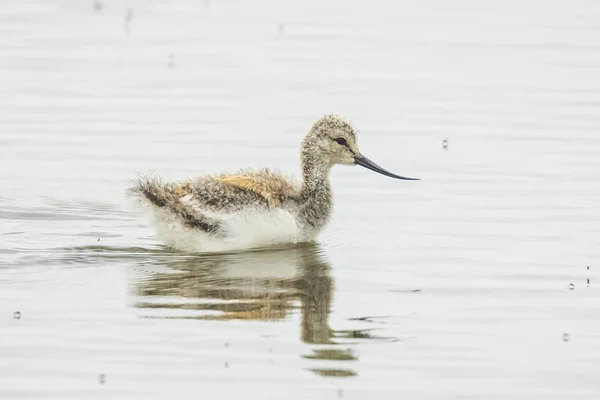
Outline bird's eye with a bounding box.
[334,138,347,146]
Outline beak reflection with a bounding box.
[353,154,419,181]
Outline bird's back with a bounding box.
[209,168,300,209]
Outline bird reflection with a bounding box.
[132,243,334,344]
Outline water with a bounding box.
[1,0,600,398]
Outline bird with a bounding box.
[127,114,419,253]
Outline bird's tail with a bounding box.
[127,173,221,234]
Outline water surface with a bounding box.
[1,0,600,399]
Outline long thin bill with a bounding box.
[354,154,419,180]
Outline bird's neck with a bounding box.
[298,155,333,231]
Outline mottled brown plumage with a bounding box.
[215,169,298,208]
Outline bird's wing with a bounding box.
[212,169,299,208]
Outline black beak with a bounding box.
[354,154,419,180]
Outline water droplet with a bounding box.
[13,311,21,320]
[278,23,285,36]
[168,54,175,69]
[268,348,273,353]
[93,1,103,12]
[442,139,448,149]
[587,266,591,287]
[225,342,229,348]
[563,333,570,342]
[338,388,344,398]
[98,374,106,384]
[568,283,575,290]
[224,362,229,368]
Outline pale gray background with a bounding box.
[1,0,599,399]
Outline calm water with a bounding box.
[1,0,600,398]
